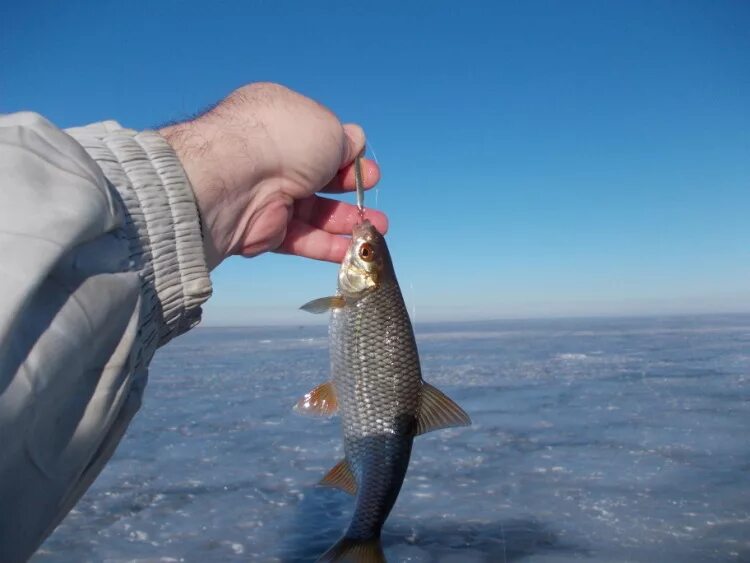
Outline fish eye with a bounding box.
[358,242,375,262]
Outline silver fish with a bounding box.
[297,220,471,562]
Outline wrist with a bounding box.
[159,119,263,270]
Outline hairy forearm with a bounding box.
[160,111,266,270]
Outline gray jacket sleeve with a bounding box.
[0,112,212,562]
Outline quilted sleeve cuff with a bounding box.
[66,120,212,345]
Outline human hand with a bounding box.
[159,82,385,270]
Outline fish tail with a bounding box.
[317,536,385,562]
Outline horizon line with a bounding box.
[195,309,750,330]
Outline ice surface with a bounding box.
[33,316,750,562]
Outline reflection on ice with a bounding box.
[555,353,588,361]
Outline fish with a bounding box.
[297,220,471,562]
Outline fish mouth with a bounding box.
[352,219,376,239]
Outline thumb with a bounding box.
[341,123,366,168]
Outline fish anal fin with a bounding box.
[300,296,346,314]
[294,381,338,417]
[416,382,472,435]
[319,459,357,496]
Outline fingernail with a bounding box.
[343,124,365,161]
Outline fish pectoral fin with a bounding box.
[293,381,338,416]
[415,382,472,436]
[300,296,346,314]
[319,459,357,495]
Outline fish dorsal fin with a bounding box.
[320,459,357,495]
[300,296,346,314]
[294,381,338,416]
[416,382,472,435]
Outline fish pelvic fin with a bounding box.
[415,382,472,436]
[300,296,346,314]
[294,381,338,416]
[317,536,385,563]
[319,458,357,496]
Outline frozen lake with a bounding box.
[35,315,750,562]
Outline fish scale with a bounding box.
[331,278,421,540]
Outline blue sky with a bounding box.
[2,1,749,324]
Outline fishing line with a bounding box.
[500,521,508,563]
[365,140,380,210]
[366,138,418,325]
